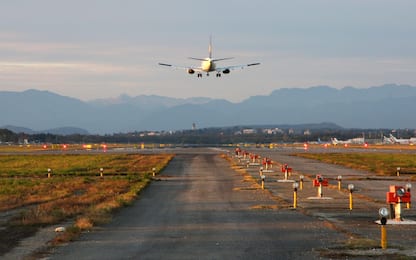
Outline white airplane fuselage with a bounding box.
[201,59,215,72]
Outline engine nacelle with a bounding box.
[222,69,230,74]
[187,68,195,74]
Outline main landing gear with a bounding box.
[196,72,222,78]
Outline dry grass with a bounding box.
[0,153,173,246]
[293,152,416,176]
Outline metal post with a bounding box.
[395,198,402,221]
[299,175,304,190]
[348,184,354,210]
[293,189,297,208]
[381,225,387,249]
[379,207,388,249]
[337,175,342,191]
[406,183,412,209]
[318,183,323,198]
[293,182,299,209]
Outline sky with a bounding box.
[0,0,415,103]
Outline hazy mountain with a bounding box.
[90,94,214,109]
[1,84,415,134]
[2,125,89,135]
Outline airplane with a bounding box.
[158,36,260,78]
[382,136,394,144]
[388,134,416,144]
[331,137,365,145]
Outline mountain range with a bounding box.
[1,84,415,134]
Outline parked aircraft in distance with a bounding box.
[331,137,365,145]
[387,134,416,144]
[158,36,260,78]
[383,136,394,144]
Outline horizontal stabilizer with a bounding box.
[188,57,207,61]
[158,63,173,67]
[212,57,234,62]
[247,63,260,66]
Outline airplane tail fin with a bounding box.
[189,36,233,61]
[209,35,212,59]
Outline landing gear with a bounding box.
[216,73,221,77]
[197,73,202,78]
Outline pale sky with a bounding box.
[0,0,415,102]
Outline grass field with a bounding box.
[0,152,174,248]
[293,152,416,176]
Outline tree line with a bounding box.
[2,127,413,145]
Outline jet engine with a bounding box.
[222,69,230,74]
[187,68,195,74]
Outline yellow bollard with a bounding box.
[348,184,354,210]
[293,182,299,209]
[337,175,342,191]
[100,168,104,178]
[293,190,297,209]
[261,175,265,190]
[379,207,388,249]
[47,168,52,178]
[381,225,387,249]
[406,183,412,209]
[299,175,304,191]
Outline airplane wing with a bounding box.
[215,62,260,72]
[158,63,203,72]
[158,62,208,77]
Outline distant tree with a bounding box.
[0,129,18,143]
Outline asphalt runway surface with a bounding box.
[48,150,346,260]
[233,146,416,257]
